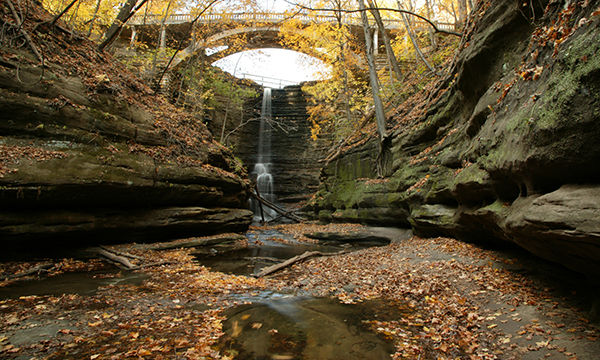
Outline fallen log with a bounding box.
[2,262,54,281]
[99,245,144,260]
[250,191,304,222]
[253,250,347,278]
[144,234,247,251]
[94,248,136,270]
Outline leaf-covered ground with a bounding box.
[1,225,599,359]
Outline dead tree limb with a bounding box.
[254,183,266,223]
[253,250,347,277]
[99,245,144,260]
[2,262,54,281]
[143,234,246,251]
[250,191,304,222]
[6,0,43,62]
[94,248,136,270]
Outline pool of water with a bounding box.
[195,230,386,276]
[217,294,410,360]
[0,270,148,299]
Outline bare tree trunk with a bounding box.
[50,0,79,26]
[333,0,353,126]
[457,0,468,29]
[425,0,437,50]
[98,0,139,52]
[366,0,403,80]
[358,0,387,143]
[397,1,439,75]
[68,0,82,27]
[86,0,102,37]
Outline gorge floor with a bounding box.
[0,224,599,359]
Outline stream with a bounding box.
[0,229,403,359]
[196,229,400,359]
[194,229,385,276]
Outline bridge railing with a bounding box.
[240,73,301,88]
[128,12,454,31]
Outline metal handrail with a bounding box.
[240,73,301,88]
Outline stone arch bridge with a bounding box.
[122,11,454,70]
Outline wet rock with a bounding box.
[305,227,412,244]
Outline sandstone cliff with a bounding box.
[0,3,252,244]
[310,0,600,275]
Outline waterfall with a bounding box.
[252,88,277,221]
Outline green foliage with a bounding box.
[177,63,257,125]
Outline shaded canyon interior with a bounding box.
[1,0,599,281]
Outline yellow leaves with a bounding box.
[137,348,152,356]
[520,65,544,81]
[88,320,103,327]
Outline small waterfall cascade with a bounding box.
[252,88,277,221]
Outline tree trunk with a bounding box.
[334,2,353,126]
[397,1,438,75]
[457,0,468,29]
[86,0,102,37]
[425,0,437,50]
[254,250,347,278]
[358,0,387,143]
[98,0,138,52]
[50,0,79,27]
[152,0,174,76]
[367,0,403,80]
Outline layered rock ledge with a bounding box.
[310,1,600,276]
[0,16,252,244]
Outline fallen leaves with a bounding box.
[0,144,69,177]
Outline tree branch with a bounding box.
[284,1,462,37]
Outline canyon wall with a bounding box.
[0,19,252,245]
[309,0,600,276]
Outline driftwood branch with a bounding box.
[254,250,347,277]
[250,191,304,222]
[94,247,136,270]
[99,245,144,260]
[142,234,246,251]
[2,262,54,281]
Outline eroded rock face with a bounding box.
[311,1,600,275]
[0,28,252,244]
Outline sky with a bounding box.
[210,0,331,88]
[212,48,330,88]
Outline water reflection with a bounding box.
[218,296,409,360]
[195,230,385,276]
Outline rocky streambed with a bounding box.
[0,224,598,359]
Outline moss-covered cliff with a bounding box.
[311,0,600,276]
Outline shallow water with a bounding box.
[217,295,409,360]
[195,230,385,276]
[0,270,147,299]
[198,230,404,359]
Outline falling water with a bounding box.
[252,88,277,221]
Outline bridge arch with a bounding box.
[172,25,327,70]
